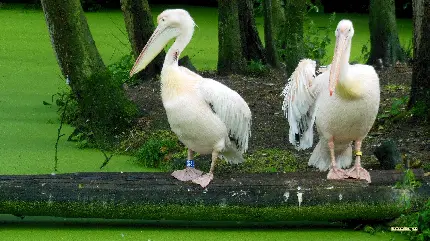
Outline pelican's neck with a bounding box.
[338,40,351,82]
[335,40,363,99]
[163,30,193,69]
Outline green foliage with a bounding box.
[243,149,299,172]
[391,96,409,117]
[391,199,430,241]
[134,130,185,168]
[363,225,376,235]
[78,70,137,146]
[377,95,409,122]
[49,54,144,150]
[410,101,429,121]
[217,148,301,174]
[395,169,422,190]
[117,128,148,155]
[303,13,336,63]
[394,168,422,213]
[401,39,414,64]
[107,54,140,86]
[52,69,138,150]
[416,200,430,241]
[378,94,428,123]
[52,89,80,126]
[355,41,371,64]
[158,148,300,174]
[423,163,430,172]
[246,59,269,76]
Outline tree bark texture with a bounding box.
[40,0,106,90]
[0,170,428,222]
[237,0,266,63]
[271,0,285,41]
[281,0,306,75]
[263,0,280,68]
[408,0,430,116]
[217,0,246,75]
[368,0,405,66]
[120,0,164,81]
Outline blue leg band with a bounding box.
[186,160,195,168]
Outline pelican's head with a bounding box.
[129,9,195,77]
[329,19,354,96]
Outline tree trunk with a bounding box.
[408,0,430,117]
[237,0,266,63]
[263,0,280,68]
[40,0,105,87]
[217,0,246,75]
[367,0,405,67]
[120,0,163,81]
[271,0,285,41]
[41,0,136,146]
[280,0,306,75]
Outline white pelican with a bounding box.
[129,9,252,188]
[282,20,380,183]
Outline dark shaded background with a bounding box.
[1,0,413,18]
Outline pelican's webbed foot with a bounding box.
[192,173,214,188]
[171,167,203,182]
[327,167,348,180]
[347,165,371,183]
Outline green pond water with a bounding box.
[0,215,408,241]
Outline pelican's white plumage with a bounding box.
[281,59,319,150]
[129,9,251,187]
[282,20,380,183]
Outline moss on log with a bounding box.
[0,170,428,223]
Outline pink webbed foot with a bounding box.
[171,167,203,182]
[192,173,214,188]
[347,166,371,183]
[327,167,348,180]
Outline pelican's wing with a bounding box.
[197,78,252,153]
[281,59,322,150]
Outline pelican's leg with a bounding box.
[347,140,371,183]
[327,137,348,180]
[171,149,203,182]
[192,150,218,188]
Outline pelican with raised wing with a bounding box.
[282,20,380,183]
[129,9,252,188]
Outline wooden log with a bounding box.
[0,170,428,223]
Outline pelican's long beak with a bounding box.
[129,25,178,77]
[329,36,348,96]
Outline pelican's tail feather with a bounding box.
[309,140,352,171]
[220,144,244,165]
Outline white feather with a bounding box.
[281,59,321,150]
[197,77,252,153]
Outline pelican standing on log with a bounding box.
[282,20,380,183]
[129,9,252,188]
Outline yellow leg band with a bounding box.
[355,151,363,156]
